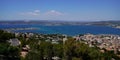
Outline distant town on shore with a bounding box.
[0,20,120,28]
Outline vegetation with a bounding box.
[0,30,120,60]
[0,30,15,43]
[0,30,20,60]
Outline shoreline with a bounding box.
[3,27,39,31]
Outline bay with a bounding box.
[0,24,120,36]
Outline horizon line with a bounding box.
[0,19,120,22]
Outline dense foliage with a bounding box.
[24,36,120,60]
[0,30,14,43]
[0,30,20,60]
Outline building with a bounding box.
[9,38,21,46]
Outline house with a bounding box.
[9,38,21,46]
[21,45,30,58]
[52,56,61,60]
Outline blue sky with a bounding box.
[0,0,120,21]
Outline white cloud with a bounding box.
[20,10,40,16]
[19,10,65,20]
[20,10,64,17]
[34,10,40,13]
[44,10,64,16]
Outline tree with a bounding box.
[42,42,53,60]
[63,38,76,60]
[0,43,20,60]
[0,30,15,43]
[52,43,63,58]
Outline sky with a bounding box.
[0,0,120,21]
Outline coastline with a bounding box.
[115,26,120,29]
[3,27,39,31]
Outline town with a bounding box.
[0,30,120,60]
[74,34,120,55]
